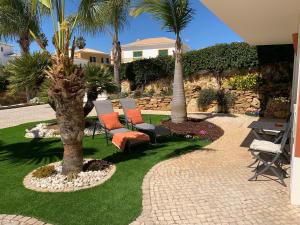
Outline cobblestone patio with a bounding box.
[0,214,51,225]
[131,115,300,225]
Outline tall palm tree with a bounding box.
[0,0,46,102]
[32,0,85,175]
[132,0,193,123]
[0,0,42,53]
[78,0,130,90]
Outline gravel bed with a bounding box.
[23,159,116,192]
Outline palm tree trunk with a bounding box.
[50,56,85,175]
[56,98,85,174]
[112,33,121,91]
[83,86,98,117]
[18,34,31,102]
[171,36,187,123]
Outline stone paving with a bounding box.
[0,214,51,225]
[2,107,300,225]
[131,115,300,225]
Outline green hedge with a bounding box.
[121,42,259,87]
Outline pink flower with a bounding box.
[199,130,207,136]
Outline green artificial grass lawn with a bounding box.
[0,115,210,225]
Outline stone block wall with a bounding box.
[118,63,292,119]
[112,96,172,111]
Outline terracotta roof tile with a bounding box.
[123,37,176,47]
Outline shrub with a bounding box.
[0,75,8,92]
[198,89,218,108]
[121,42,259,88]
[217,92,236,112]
[32,165,56,178]
[227,73,262,90]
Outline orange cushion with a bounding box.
[99,112,123,130]
[126,108,144,125]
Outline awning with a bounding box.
[201,0,300,45]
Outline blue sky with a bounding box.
[10,0,243,53]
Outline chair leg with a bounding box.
[249,152,283,184]
[105,130,109,146]
[92,121,97,139]
[248,158,259,168]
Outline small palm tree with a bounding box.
[31,0,86,175]
[132,0,193,123]
[0,0,43,53]
[75,36,86,49]
[5,52,51,99]
[83,63,117,116]
[78,0,130,90]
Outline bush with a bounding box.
[198,89,218,108]
[217,92,236,112]
[198,89,236,112]
[227,73,262,90]
[32,165,56,178]
[0,66,9,92]
[121,42,259,88]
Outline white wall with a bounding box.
[0,43,14,66]
[122,45,190,63]
[290,25,300,206]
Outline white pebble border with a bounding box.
[23,159,116,192]
[25,123,102,139]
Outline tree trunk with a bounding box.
[112,34,121,92]
[18,35,30,54]
[83,86,98,117]
[56,97,84,174]
[50,55,85,175]
[18,34,31,102]
[171,36,187,123]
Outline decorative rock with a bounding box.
[251,98,261,108]
[121,80,131,93]
[187,99,199,112]
[23,159,116,192]
[25,123,102,139]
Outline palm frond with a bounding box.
[0,0,44,48]
[131,0,193,35]
[77,0,130,36]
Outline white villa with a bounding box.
[119,37,190,63]
[0,42,14,66]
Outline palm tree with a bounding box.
[75,36,86,49]
[32,0,85,175]
[5,52,51,99]
[132,0,193,123]
[83,63,117,116]
[0,0,46,102]
[0,0,42,53]
[78,0,130,91]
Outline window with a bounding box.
[106,58,110,64]
[0,47,3,52]
[101,58,104,63]
[133,51,143,58]
[158,49,168,57]
[90,56,96,63]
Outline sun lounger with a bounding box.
[92,100,150,151]
[119,98,171,143]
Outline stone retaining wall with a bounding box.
[118,63,292,119]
